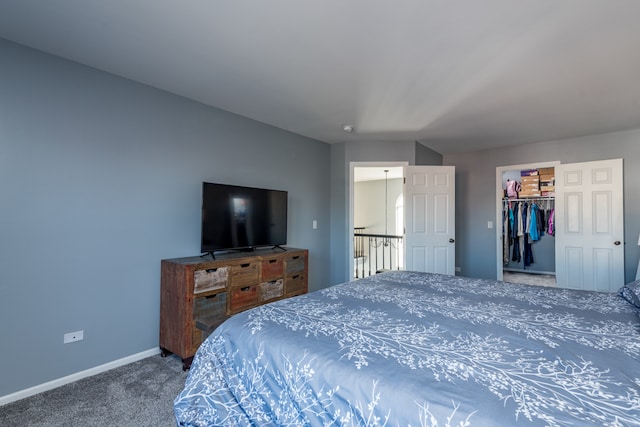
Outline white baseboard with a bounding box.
[0,347,161,406]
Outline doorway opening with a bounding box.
[350,162,407,280]
[496,161,559,287]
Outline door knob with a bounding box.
[614,241,621,245]
[449,238,455,243]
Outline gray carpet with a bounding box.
[0,354,188,427]
[503,271,556,287]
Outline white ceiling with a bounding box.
[2,1,640,155]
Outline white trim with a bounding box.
[0,347,160,406]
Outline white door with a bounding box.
[404,166,456,275]
[555,159,624,292]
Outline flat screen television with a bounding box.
[201,182,288,254]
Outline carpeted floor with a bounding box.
[503,271,556,287]
[0,354,188,427]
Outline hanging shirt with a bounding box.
[530,203,540,241]
[509,207,514,236]
[522,203,534,267]
[537,208,545,237]
[511,203,521,263]
[517,202,524,237]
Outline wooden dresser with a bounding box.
[159,247,308,369]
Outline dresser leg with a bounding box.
[182,357,193,371]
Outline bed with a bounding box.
[174,271,640,426]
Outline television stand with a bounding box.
[160,247,308,369]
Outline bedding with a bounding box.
[620,280,640,308]
[174,271,640,426]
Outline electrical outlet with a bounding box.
[64,330,84,344]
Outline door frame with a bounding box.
[495,160,560,281]
[349,161,408,281]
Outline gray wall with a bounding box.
[444,129,640,281]
[415,141,443,165]
[0,39,331,396]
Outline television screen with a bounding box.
[201,182,288,253]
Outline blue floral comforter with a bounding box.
[174,271,640,426]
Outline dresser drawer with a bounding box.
[230,261,260,286]
[285,254,305,274]
[261,256,284,281]
[193,292,227,318]
[193,266,229,294]
[259,279,284,302]
[192,292,229,347]
[228,284,259,314]
[285,273,306,296]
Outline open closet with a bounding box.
[501,166,556,286]
[496,158,625,292]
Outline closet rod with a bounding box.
[503,197,555,202]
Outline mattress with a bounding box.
[175,271,640,426]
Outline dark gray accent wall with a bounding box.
[0,38,331,396]
[415,141,443,165]
[329,142,349,285]
[444,130,640,281]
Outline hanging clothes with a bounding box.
[522,203,533,267]
[537,206,545,237]
[523,235,534,267]
[503,208,510,266]
[529,203,540,241]
[502,195,555,273]
[509,206,514,237]
[511,202,521,263]
[521,202,528,262]
[517,202,524,237]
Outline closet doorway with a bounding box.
[495,161,560,286]
[496,158,625,292]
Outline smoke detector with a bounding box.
[342,125,354,133]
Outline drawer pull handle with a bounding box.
[292,275,300,279]
[240,286,250,291]
[292,256,300,260]
[240,263,250,268]
[269,259,277,264]
[205,294,219,300]
[205,268,218,273]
